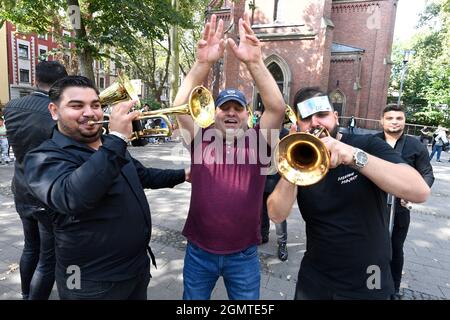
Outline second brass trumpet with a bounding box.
[88,85,215,129]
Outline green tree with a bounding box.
[119,0,209,106]
[389,0,449,126]
[0,0,195,80]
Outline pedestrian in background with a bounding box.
[429,125,448,162]
[377,104,434,300]
[0,117,10,164]
[4,61,67,300]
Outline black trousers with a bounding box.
[390,206,410,292]
[57,271,151,300]
[294,271,390,300]
[16,202,55,300]
[261,192,287,244]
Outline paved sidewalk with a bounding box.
[0,142,449,300]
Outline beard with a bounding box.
[386,127,403,134]
[329,124,339,138]
[58,119,102,144]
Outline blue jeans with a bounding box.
[17,203,55,300]
[183,242,260,300]
[0,138,9,162]
[429,145,443,161]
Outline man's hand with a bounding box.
[227,12,262,65]
[109,100,140,137]
[321,136,355,168]
[196,14,225,65]
[400,199,412,210]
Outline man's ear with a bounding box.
[48,103,58,121]
[334,111,339,125]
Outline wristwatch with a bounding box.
[352,148,368,169]
[109,131,130,144]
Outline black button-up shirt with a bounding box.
[375,132,434,187]
[24,129,185,281]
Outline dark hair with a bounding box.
[293,88,331,116]
[382,103,405,115]
[36,61,68,86]
[49,76,99,104]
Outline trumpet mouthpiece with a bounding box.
[87,120,105,125]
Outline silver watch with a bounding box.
[353,148,368,169]
[109,131,130,143]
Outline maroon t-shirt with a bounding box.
[182,126,270,254]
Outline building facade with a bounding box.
[3,21,119,104]
[0,24,9,109]
[207,0,398,127]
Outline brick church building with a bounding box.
[206,0,398,128]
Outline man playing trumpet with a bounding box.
[24,76,189,299]
[267,90,431,300]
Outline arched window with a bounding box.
[255,55,291,112]
[268,62,284,93]
[329,90,346,116]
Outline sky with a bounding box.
[393,0,429,42]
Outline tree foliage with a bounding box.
[120,0,209,106]
[389,0,449,126]
[0,0,197,79]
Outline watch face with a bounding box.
[357,150,368,164]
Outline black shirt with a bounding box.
[24,129,185,281]
[374,132,434,187]
[375,132,434,218]
[296,133,405,299]
[4,91,55,205]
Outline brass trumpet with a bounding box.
[129,114,172,140]
[247,104,296,128]
[89,85,215,130]
[247,104,255,128]
[284,104,297,125]
[99,73,140,108]
[275,127,330,186]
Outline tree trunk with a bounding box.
[66,0,95,81]
[78,49,95,81]
[169,0,179,104]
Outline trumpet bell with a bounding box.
[140,85,215,129]
[99,74,140,108]
[284,105,297,125]
[275,132,330,186]
[247,104,254,128]
[188,86,215,128]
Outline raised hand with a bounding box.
[196,14,226,65]
[109,100,140,137]
[227,11,262,65]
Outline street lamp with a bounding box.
[397,50,414,107]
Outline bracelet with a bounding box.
[109,131,130,143]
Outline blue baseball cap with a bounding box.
[215,88,247,109]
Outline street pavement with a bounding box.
[0,140,449,300]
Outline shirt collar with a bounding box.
[51,127,103,151]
